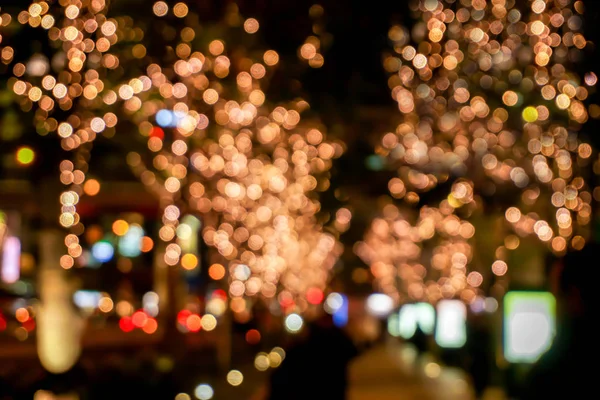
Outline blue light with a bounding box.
[119,224,144,258]
[156,109,187,128]
[332,294,348,328]
[92,241,114,263]
[156,109,173,127]
[73,290,102,309]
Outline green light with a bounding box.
[365,154,385,171]
[16,147,35,165]
[522,106,538,123]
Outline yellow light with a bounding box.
[254,353,270,371]
[16,147,35,165]
[201,314,217,331]
[522,106,538,122]
[227,370,244,386]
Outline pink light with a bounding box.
[2,236,20,284]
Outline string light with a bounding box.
[3,2,344,317]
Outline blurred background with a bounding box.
[1,0,600,399]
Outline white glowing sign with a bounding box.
[504,291,556,363]
[396,302,435,339]
[388,313,400,337]
[435,300,467,348]
[1,236,20,284]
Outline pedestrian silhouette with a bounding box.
[267,313,359,400]
[410,324,429,356]
[521,242,600,399]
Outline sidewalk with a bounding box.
[348,340,476,400]
[212,339,478,399]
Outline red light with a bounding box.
[212,289,227,300]
[177,309,192,326]
[150,126,164,140]
[143,318,158,334]
[280,297,294,309]
[0,318,6,331]
[186,314,202,332]
[132,310,148,328]
[119,316,135,332]
[23,318,36,332]
[245,329,261,345]
[306,288,324,305]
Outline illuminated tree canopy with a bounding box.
[357,0,599,304]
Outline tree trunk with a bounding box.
[36,177,84,373]
[36,229,84,373]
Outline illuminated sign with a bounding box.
[1,236,20,284]
[396,302,435,339]
[503,291,556,363]
[435,300,467,348]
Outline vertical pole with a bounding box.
[153,242,169,316]
[216,308,232,373]
[36,176,83,374]
[36,229,83,373]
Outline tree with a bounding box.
[356,0,598,304]
[0,1,345,377]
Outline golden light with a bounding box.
[244,18,259,34]
[98,297,114,313]
[227,370,244,386]
[112,220,129,236]
[208,263,226,280]
[181,254,198,270]
[153,1,168,17]
[200,314,217,331]
[83,179,101,196]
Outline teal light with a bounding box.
[118,224,144,258]
[365,154,385,171]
